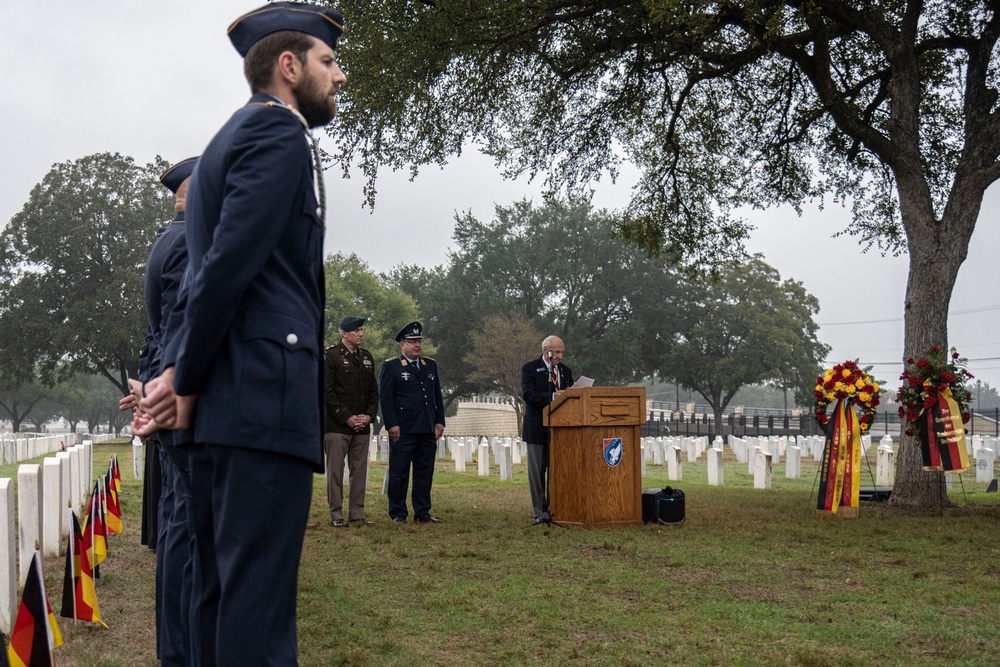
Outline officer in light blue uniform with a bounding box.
[142,4,346,665]
[379,321,446,523]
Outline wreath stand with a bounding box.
[934,469,968,518]
[806,436,879,516]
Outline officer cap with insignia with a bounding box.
[228,1,345,57]
[395,321,423,342]
[159,157,199,194]
[339,316,365,332]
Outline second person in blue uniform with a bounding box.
[379,321,446,523]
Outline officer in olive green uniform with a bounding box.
[324,316,380,526]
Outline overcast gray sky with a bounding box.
[2,0,998,393]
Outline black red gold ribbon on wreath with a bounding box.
[816,399,861,518]
[918,386,970,473]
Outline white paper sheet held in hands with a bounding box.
[572,376,594,388]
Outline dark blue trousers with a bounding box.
[188,444,313,667]
[157,444,197,666]
[387,433,436,519]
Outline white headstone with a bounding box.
[753,450,772,489]
[732,437,748,464]
[17,465,41,587]
[748,445,760,476]
[976,448,993,483]
[369,436,378,462]
[41,457,62,557]
[455,443,466,472]
[876,446,895,486]
[713,436,724,451]
[478,443,490,476]
[380,435,390,462]
[813,436,825,462]
[55,452,71,537]
[499,444,513,481]
[67,446,83,511]
[82,441,93,495]
[0,478,15,636]
[512,438,522,465]
[667,446,682,481]
[786,446,801,480]
[707,448,724,486]
[768,437,780,464]
[132,438,143,481]
[651,438,663,465]
[640,445,646,478]
[686,440,697,463]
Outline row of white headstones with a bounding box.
[350,432,1000,492]
[0,435,117,638]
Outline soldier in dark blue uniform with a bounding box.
[141,4,346,665]
[149,157,197,667]
[379,322,446,523]
[125,155,197,665]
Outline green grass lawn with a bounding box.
[13,441,1000,666]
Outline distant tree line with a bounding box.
[0,155,827,436]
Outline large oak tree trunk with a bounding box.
[888,176,981,507]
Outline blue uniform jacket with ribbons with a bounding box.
[167,93,325,469]
[379,356,445,434]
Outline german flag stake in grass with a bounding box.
[7,550,62,667]
[60,510,106,628]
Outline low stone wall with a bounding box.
[446,399,519,438]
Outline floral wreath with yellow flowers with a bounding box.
[814,360,881,434]
[895,346,973,441]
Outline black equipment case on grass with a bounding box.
[642,486,685,525]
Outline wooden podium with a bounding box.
[543,386,646,528]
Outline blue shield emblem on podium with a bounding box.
[603,438,623,467]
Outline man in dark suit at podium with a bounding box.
[521,335,574,523]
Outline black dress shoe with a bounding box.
[331,519,349,528]
[391,517,407,523]
[352,517,375,526]
[414,515,442,523]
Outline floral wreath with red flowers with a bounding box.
[895,346,973,442]
[814,360,881,434]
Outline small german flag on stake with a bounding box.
[104,473,122,534]
[60,510,106,628]
[7,549,62,666]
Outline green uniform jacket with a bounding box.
[324,341,379,435]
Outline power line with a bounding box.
[824,355,1000,366]
[818,303,1000,326]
